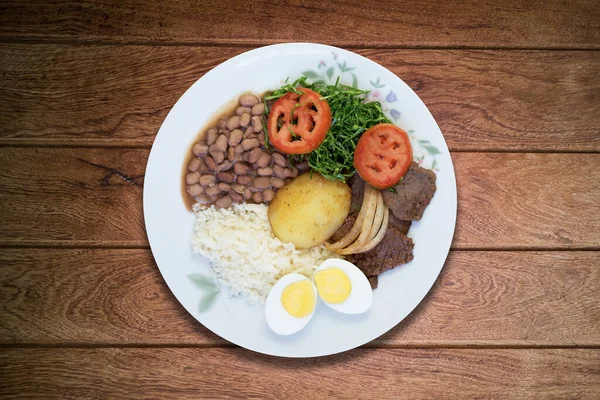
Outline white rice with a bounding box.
[191,203,339,303]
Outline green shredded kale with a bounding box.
[265,76,390,181]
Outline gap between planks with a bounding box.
[1,37,600,51]
[1,242,599,251]
[0,140,599,153]
[1,343,599,350]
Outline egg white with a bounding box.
[264,273,317,335]
[314,259,373,314]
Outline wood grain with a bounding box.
[2,44,599,151]
[0,149,598,248]
[1,249,598,346]
[0,148,146,246]
[1,0,599,49]
[452,152,600,249]
[1,348,599,398]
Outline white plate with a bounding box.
[144,43,457,357]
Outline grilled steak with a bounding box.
[347,223,414,277]
[348,174,365,214]
[330,212,357,243]
[382,162,436,221]
[389,214,411,235]
[367,275,378,289]
[347,174,412,232]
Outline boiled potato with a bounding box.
[268,172,351,249]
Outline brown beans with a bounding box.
[215,160,232,172]
[234,162,251,175]
[227,147,235,161]
[211,148,225,164]
[253,177,271,189]
[272,152,286,167]
[270,177,285,188]
[188,158,202,172]
[284,167,299,178]
[232,183,246,194]
[209,144,222,159]
[215,134,228,152]
[215,196,232,208]
[236,106,251,115]
[205,155,216,170]
[273,164,285,178]
[239,113,251,127]
[243,188,252,200]
[226,115,240,131]
[192,143,208,156]
[251,103,265,115]
[235,145,245,155]
[241,138,260,151]
[258,132,265,146]
[230,192,243,203]
[296,161,310,171]
[255,152,271,168]
[237,175,253,185]
[217,119,227,130]
[243,128,254,139]
[252,192,263,203]
[206,128,218,145]
[186,172,199,185]
[251,116,263,133]
[217,171,234,183]
[257,167,273,176]
[262,188,275,202]
[188,184,203,196]
[205,185,221,196]
[239,94,259,107]
[229,129,243,147]
[218,182,231,192]
[246,147,262,163]
[199,174,216,186]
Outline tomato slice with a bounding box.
[267,87,332,154]
[354,124,413,189]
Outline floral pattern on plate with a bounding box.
[302,52,441,172]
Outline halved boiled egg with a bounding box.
[265,273,317,335]
[313,259,373,314]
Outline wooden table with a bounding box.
[1,1,599,398]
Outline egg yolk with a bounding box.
[314,267,352,304]
[281,280,316,318]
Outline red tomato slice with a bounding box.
[354,124,413,189]
[267,87,332,154]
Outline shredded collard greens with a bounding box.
[264,77,390,181]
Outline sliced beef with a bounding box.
[347,174,365,214]
[347,223,414,277]
[330,213,357,243]
[367,275,378,289]
[389,214,411,235]
[382,162,436,221]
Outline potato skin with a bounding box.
[268,172,351,249]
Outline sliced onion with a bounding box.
[326,185,372,251]
[354,201,389,254]
[337,187,379,255]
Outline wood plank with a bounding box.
[1,348,599,398]
[452,152,600,249]
[0,148,146,246]
[0,149,598,248]
[2,44,599,151]
[1,0,599,48]
[1,249,598,346]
